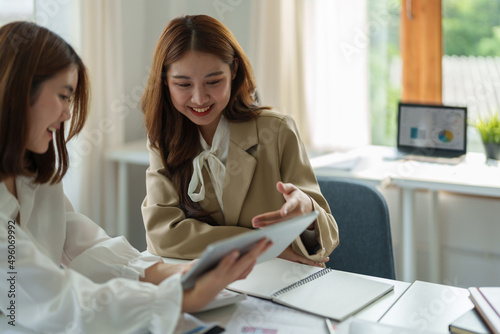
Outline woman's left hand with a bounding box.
[140,260,197,285]
[252,181,313,228]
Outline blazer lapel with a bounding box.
[222,119,258,225]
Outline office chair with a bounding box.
[317,176,396,280]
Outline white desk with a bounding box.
[0,262,474,334]
[312,146,500,283]
[379,280,474,333]
[186,272,471,334]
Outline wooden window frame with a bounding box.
[401,0,442,104]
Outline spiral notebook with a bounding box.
[227,258,394,321]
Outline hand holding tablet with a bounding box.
[182,211,319,289]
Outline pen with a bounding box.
[325,318,336,334]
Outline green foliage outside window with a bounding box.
[369,0,400,146]
[443,0,500,57]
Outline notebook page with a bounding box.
[272,269,394,321]
[227,258,323,299]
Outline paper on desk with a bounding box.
[224,295,328,334]
[349,319,442,334]
[195,289,246,312]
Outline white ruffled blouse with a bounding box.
[0,176,182,334]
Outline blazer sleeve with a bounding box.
[278,115,340,262]
[141,142,250,259]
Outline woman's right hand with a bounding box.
[181,238,272,313]
[278,245,328,268]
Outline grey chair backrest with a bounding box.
[317,176,396,280]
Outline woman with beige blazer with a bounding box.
[141,15,339,266]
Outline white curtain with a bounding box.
[250,0,310,145]
[64,0,125,233]
[250,0,370,151]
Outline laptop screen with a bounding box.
[397,103,467,157]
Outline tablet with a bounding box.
[181,210,319,289]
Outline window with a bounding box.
[369,0,401,146]
[443,0,500,152]
[371,0,500,152]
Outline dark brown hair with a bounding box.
[0,21,89,184]
[142,15,268,219]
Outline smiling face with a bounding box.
[27,66,78,154]
[166,50,235,144]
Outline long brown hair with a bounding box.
[142,15,268,219]
[0,21,89,184]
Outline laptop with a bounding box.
[397,102,467,163]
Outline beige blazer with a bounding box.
[142,110,339,261]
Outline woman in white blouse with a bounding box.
[0,21,270,333]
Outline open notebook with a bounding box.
[227,258,394,321]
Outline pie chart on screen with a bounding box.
[438,130,454,143]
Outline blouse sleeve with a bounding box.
[278,115,340,261]
[62,208,162,283]
[0,213,182,334]
[142,142,250,259]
